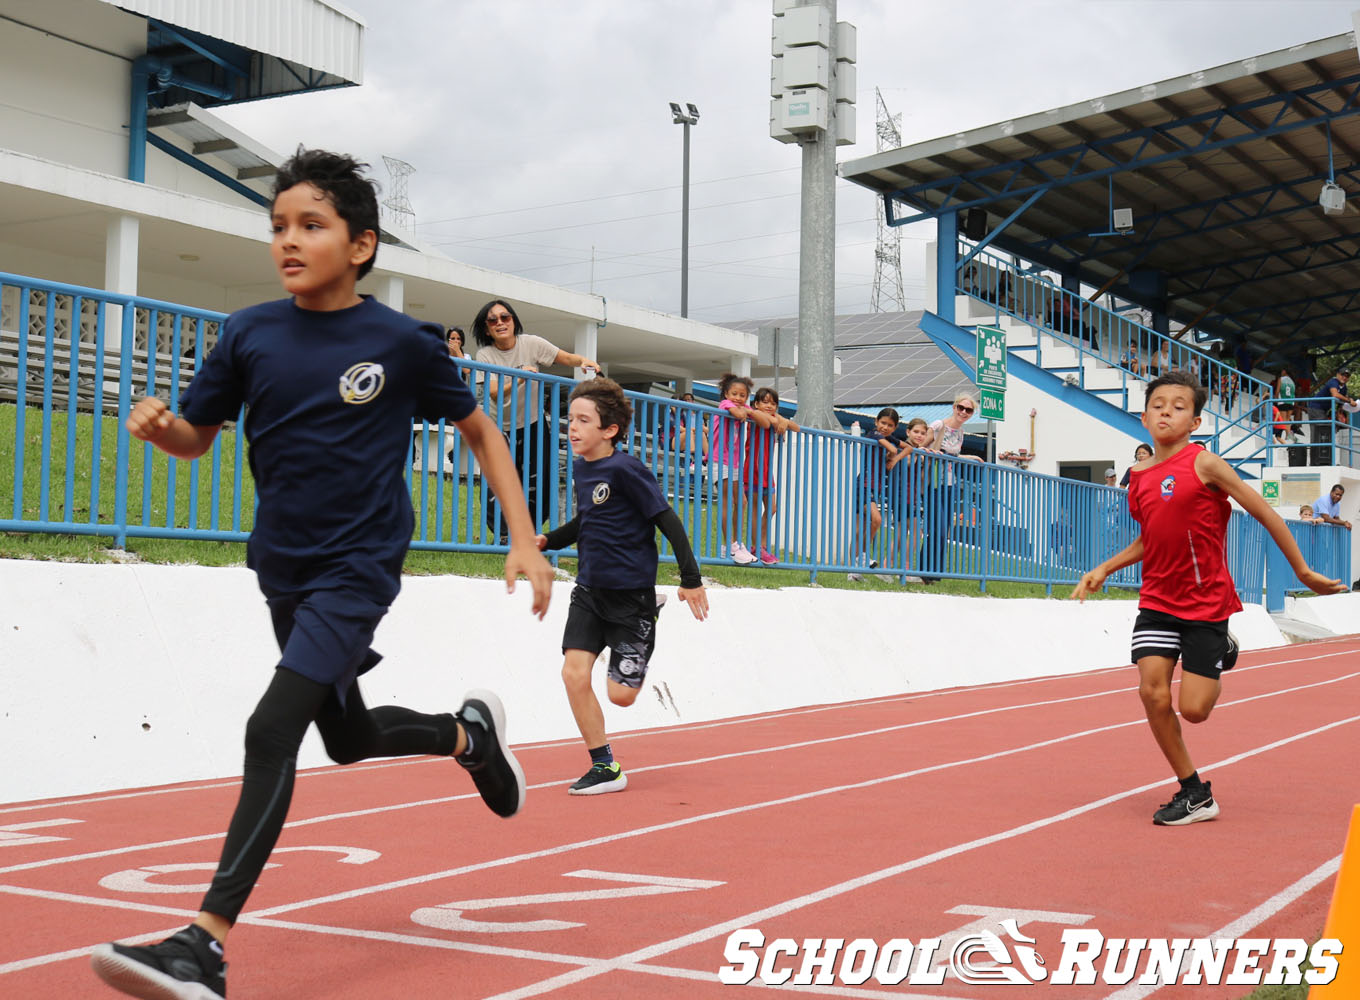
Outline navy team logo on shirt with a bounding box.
[1160,475,1176,501]
[592,482,610,505]
[339,362,386,405]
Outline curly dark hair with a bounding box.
[568,376,632,447]
[272,147,380,279]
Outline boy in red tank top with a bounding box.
[1072,371,1345,826]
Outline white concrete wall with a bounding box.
[0,558,1300,805]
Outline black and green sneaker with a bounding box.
[569,761,628,796]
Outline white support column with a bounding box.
[574,322,598,379]
[104,214,139,360]
[729,354,751,378]
[373,274,405,312]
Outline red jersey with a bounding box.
[1127,443,1242,621]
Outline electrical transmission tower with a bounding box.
[870,88,906,312]
[381,155,416,232]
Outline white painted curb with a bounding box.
[0,559,1290,804]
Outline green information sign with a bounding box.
[1262,480,1280,505]
[976,326,1007,389]
[980,387,1005,421]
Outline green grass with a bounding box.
[0,402,1137,598]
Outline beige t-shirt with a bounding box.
[476,333,562,428]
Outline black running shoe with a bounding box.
[91,924,226,999]
[569,761,628,796]
[1153,781,1220,826]
[456,690,525,818]
[1221,631,1239,672]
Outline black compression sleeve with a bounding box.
[541,515,580,551]
[653,508,703,588]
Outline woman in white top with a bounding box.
[472,299,599,538]
[920,393,980,581]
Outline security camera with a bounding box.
[1113,207,1134,232]
[1320,181,1346,216]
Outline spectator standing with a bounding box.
[1312,368,1353,463]
[1311,483,1352,531]
[850,407,907,576]
[473,299,599,538]
[921,393,979,579]
[743,386,799,564]
[1120,442,1154,488]
[709,373,777,565]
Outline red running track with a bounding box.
[2,637,1357,999]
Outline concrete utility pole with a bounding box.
[770,0,856,430]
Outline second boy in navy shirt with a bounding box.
[538,377,708,794]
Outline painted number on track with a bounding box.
[411,869,725,933]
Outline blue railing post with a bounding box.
[113,298,135,548]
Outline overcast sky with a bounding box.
[217,0,1359,327]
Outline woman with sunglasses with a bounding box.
[918,393,980,581]
[473,299,599,540]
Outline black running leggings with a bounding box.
[201,667,459,923]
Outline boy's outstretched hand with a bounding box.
[678,585,709,621]
[1298,568,1348,596]
[1070,567,1107,602]
[126,397,174,442]
[505,540,554,620]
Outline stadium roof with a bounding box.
[839,32,1360,364]
[722,311,976,408]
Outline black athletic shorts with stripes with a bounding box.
[1131,608,1231,680]
[562,585,661,689]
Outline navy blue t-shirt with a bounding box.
[570,450,671,589]
[179,296,478,602]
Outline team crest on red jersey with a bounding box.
[1160,475,1176,501]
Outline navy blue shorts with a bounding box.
[267,590,386,697]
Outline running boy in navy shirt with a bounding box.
[92,149,554,1000]
[537,377,708,794]
[1072,370,1343,826]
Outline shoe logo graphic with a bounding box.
[950,919,1047,984]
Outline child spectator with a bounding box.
[537,377,708,794]
[1297,504,1321,525]
[91,148,554,998]
[669,390,707,468]
[709,373,777,565]
[897,417,932,574]
[1072,370,1344,827]
[743,386,800,564]
[850,407,908,576]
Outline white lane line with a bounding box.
[471,716,1360,1000]
[5,714,1352,987]
[5,641,1346,816]
[4,666,1357,882]
[1101,855,1343,1000]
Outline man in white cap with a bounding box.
[1104,468,1118,486]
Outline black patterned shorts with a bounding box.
[562,585,661,688]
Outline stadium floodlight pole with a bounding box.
[795,0,840,430]
[670,101,699,318]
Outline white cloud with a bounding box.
[216,0,1359,324]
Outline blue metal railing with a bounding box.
[954,243,1274,457]
[0,269,1345,604]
